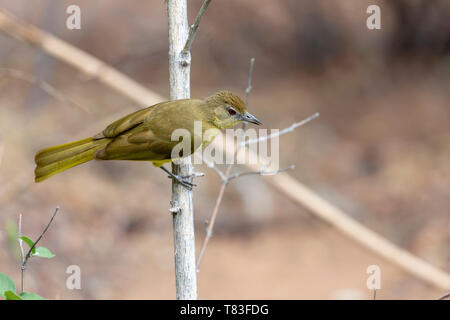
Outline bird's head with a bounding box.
[205,91,261,129]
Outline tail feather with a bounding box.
[34,137,109,182]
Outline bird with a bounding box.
[34,91,261,189]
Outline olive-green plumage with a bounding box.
[34,91,261,182]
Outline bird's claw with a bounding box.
[167,174,196,190]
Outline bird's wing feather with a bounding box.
[97,102,168,139]
[96,123,177,161]
[94,99,203,161]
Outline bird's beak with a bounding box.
[241,112,262,125]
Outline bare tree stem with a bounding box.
[167,0,203,300]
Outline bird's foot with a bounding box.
[160,166,198,191]
[170,174,196,190]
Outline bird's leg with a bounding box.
[160,166,196,190]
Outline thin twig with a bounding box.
[197,58,296,271]
[0,68,89,113]
[196,164,232,270]
[197,106,317,270]
[198,154,228,182]
[438,292,450,300]
[245,57,255,108]
[241,112,320,147]
[22,206,59,270]
[197,158,294,270]
[17,213,25,293]
[182,0,212,54]
[197,58,256,270]
[226,165,295,183]
[242,57,255,131]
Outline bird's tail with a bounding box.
[34,137,109,182]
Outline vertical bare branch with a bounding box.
[242,57,255,131]
[167,0,198,300]
[245,57,255,107]
[17,213,25,293]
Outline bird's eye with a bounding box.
[227,107,236,116]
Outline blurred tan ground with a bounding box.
[0,0,449,299]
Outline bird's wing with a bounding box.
[93,99,201,161]
[95,120,178,161]
[94,102,169,139]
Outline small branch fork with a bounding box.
[18,206,59,293]
[196,58,318,271]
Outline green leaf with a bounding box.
[19,292,45,300]
[4,290,22,300]
[33,247,55,258]
[20,236,36,254]
[0,273,16,298]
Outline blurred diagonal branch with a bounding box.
[0,68,89,112]
[1,8,449,291]
[0,9,164,106]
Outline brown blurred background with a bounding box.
[0,0,449,299]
